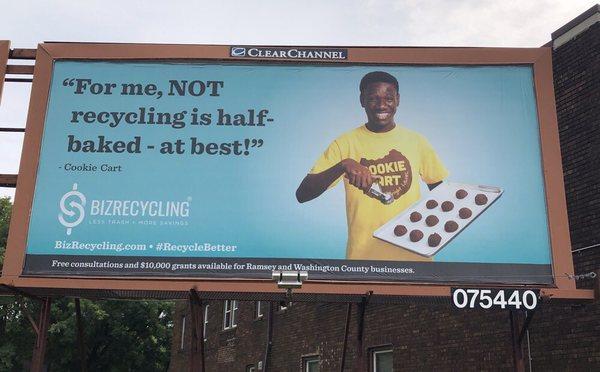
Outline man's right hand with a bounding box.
[341,158,376,192]
[296,158,378,203]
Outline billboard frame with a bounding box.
[1,42,590,300]
[0,40,9,103]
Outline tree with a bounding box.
[0,197,174,371]
[46,299,173,371]
[0,197,37,371]
[0,196,11,268]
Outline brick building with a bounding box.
[169,6,600,371]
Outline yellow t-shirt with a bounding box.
[310,125,449,261]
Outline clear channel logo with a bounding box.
[58,183,86,235]
[229,46,347,60]
[230,47,247,57]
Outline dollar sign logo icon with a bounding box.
[58,183,86,235]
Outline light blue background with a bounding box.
[26,61,551,264]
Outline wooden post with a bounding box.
[355,292,372,372]
[594,269,599,302]
[262,301,274,372]
[188,289,205,372]
[75,298,87,372]
[30,297,51,372]
[509,309,526,372]
[340,303,352,372]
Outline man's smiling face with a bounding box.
[360,82,399,132]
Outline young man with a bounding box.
[296,71,449,261]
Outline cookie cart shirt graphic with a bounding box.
[310,125,449,261]
[360,149,412,199]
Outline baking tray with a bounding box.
[373,182,503,257]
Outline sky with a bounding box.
[0,0,596,199]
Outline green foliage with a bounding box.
[0,297,38,371]
[46,299,174,371]
[0,197,175,371]
[0,196,12,268]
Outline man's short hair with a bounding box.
[359,71,399,94]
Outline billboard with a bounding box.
[2,44,577,294]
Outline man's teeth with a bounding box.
[376,113,390,119]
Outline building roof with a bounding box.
[551,4,600,49]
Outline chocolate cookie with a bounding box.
[394,225,407,237]
[410,229,424,242]
[428,233,442,247]
[410,211,422,222]
[475,193,488,206]
[441,201,454,212]
[459,207,472,219]
[426,199,438,209]
[444,220,459,233]
[425,215,439,227]
[456,189,468,199]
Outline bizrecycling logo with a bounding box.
[58,183,86,235]
[57,184,192,234]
